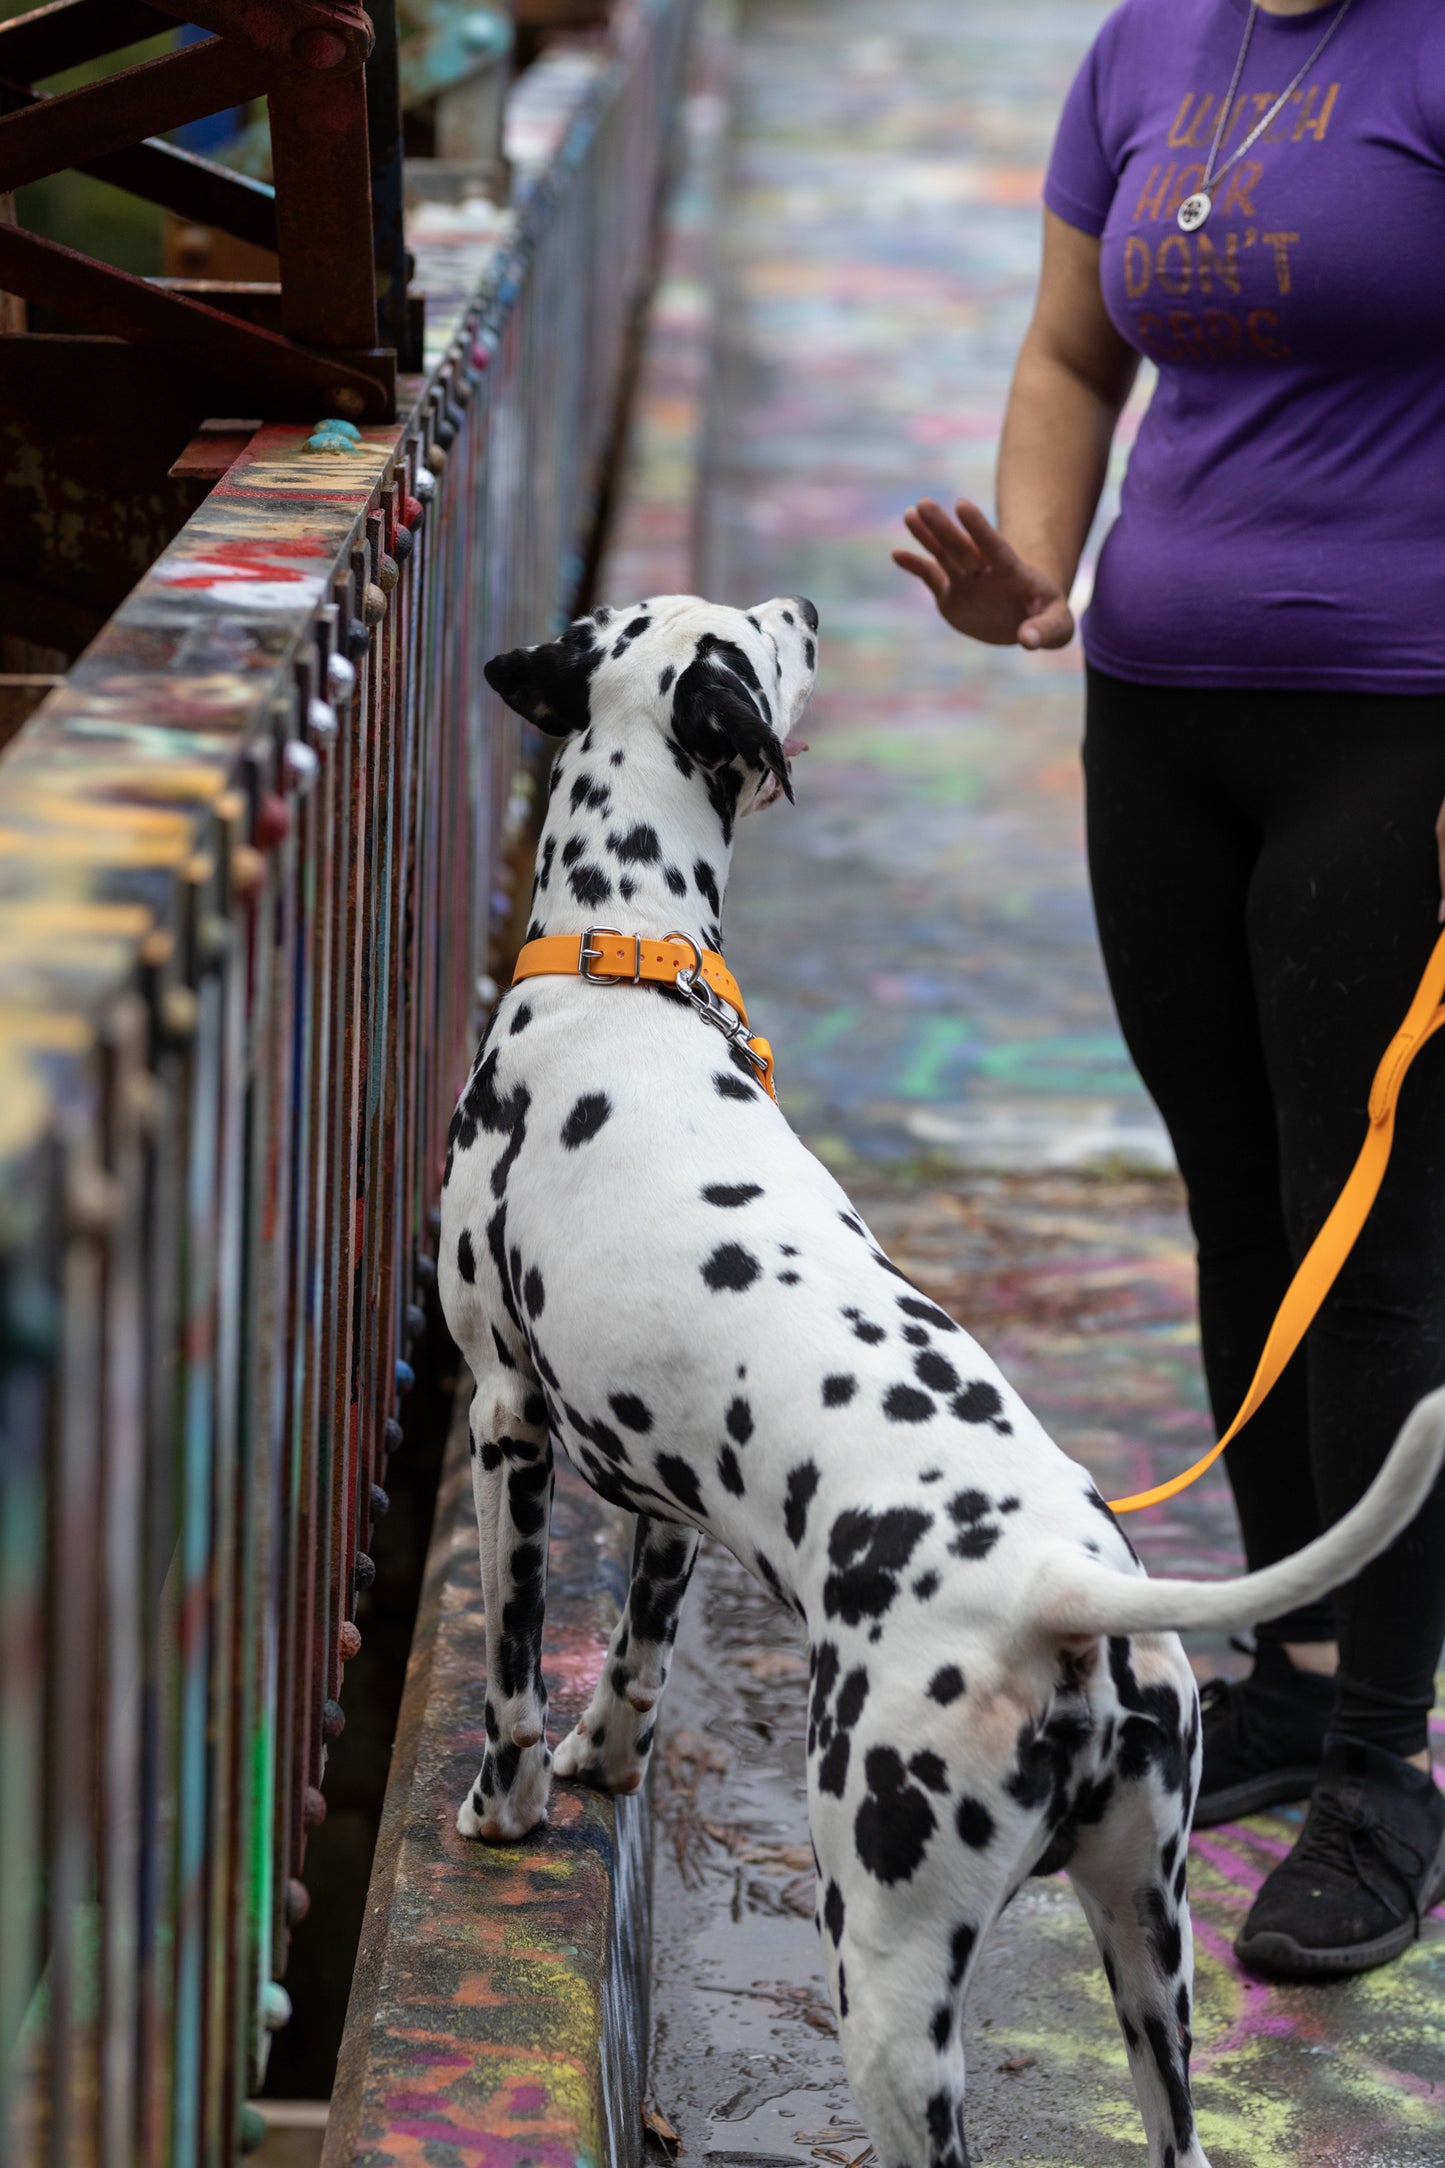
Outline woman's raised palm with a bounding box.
[892,497,1074,650]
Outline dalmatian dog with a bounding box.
[437,593,1445,2168]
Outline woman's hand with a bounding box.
[893,497,1074,651]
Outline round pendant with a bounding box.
[1177,191,1212,233]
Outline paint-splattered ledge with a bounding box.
[323,1402,650,2168]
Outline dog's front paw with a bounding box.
[456,1742,551,1841]
[550,1709,653,1794]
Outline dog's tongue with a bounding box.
[782,735,809,758]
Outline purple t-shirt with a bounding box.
[1045,0,1445,692]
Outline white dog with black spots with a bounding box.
[438,592,1445,2168]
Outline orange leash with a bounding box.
[1109,927,1445,1513]
[512,928,778,1100]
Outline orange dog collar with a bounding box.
[512,927,778,1101]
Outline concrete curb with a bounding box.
[322,1403,649,2168]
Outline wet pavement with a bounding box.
[597,2,1445,2163]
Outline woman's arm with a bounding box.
[894,210,1139,649]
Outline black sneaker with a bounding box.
[1234,1734,1445,1979]
[1193,1640,1336,1828]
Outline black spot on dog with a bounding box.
[884,1383,935,1423]
[842,1306,886,1345]
[561,832,587,865]
[785,1460,820,1546]
[951,1379,1012,1434]
[823,1505,932,1625]
[928,1665,965,1705]
[610,748,625,767]
[658,664,675,694]
[666,737,695,780]
[1144,1885,1184,1978]
[714,1071,757,1102]
[822,1374,856,1407]
[913,1570,940,1600]
[956,1796,995,1849]
[449,1050,531,1204]
[839,1211,866,1236]
[509,1004,533,1035]
[664,863,688,897]
[855,1747,936,1883]
[561,1092,611,1149]
[610,821,661,865]
[656,1453,704,1515]
[949,1922,976,1987]
[804,636,816,669]
[915,1349,960,1394]
[694,859,721,915]
[726,1395,754,1443]
[1087,1486,1143,1566]
[1144,2012,1195,2153]
[910,1750,950,1794]
[609,1392,653,1434]
[897,1294,959,1334]
[619,875,636,902]
[947,1489,1002,1561]
[523,1265,545,1319]
[1109,1638,1189,1794]
[491,1325,517,1371]
[812,1655,869,1796]
[702,1243,761,1292]
[536,838,555,891]
[457,1228,476,1283]
[704,1182,763,1207]
[717,1445,746,1496]
[778,1270,801,1285]
[612,614,650,657]
[823,1879,845,1944]
[568,863,613,908]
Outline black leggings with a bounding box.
[1084,667,1445,1759]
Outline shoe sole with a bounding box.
[1192,1763,1320,1831]
[1234,1821,1445,1980]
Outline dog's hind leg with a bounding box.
[809,1775,1016,2168]
[1067,1783,1212,2168]
[553,1515,700,1793]
[456,1368,556,1841]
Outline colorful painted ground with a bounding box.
[602,3,1445,2164]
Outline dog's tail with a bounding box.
[1034,1385,1445,1640]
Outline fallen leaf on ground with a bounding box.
[642,2102,682,2155]
[998,2053,1036,2074]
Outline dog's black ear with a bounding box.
[484,622,602,736]
[672,638,794,804]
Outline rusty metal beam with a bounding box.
[0,78,278,250]
[0,226,392,417]
[142,0,373,76]
[0,36,274,195]
[0,1,173,85]
[269,65,378,351]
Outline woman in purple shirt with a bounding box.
[896,0,1445,1978]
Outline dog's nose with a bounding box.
[794,596,819,634]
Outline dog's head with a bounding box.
[483,594,819,815]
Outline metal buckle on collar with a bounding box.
[661,928,769,1075]
[580,927,641,983]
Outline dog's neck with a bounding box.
[525,713,738,953]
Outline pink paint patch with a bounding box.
[507,2084,547,2115]
[540,1630,609,1699]
[386,2110,581,2168]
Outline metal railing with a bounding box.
[0,2,696,2157]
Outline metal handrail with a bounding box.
[0,3,697,2158]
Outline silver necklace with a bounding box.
[1176,0,1356,233]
